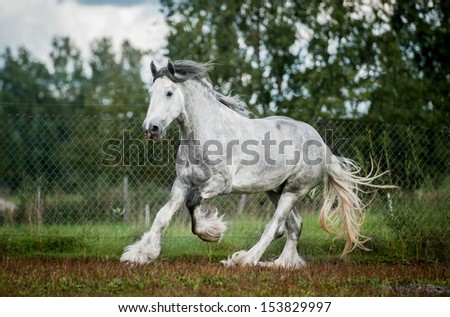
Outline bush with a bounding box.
[383,197,449,262]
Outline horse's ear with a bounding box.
[167,60,175,76]
[150,61,157,77]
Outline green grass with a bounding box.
[1,202,448,264]
[0,214,331,261]
[0,212,397,262]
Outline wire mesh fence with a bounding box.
[1,114,449,260]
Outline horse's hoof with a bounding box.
[220,250,257,267]
[260,255,307,269]
[120,244,160,264]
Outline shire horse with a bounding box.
[120,60,390,268]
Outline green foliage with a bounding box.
[50,37,86,107]
[314,120,449,190]
[0,2,448,121]
[162,0,299,116]
[0,36,148,115]
[86,38,147,108]
[382,196,450,262]
[0,47,55,113]
[161,0,449,125]
[0,36,156,205]
[0,235,84,256]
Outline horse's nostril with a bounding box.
[150,125,159,133]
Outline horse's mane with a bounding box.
[154,60,250,118]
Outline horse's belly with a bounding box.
[231,168,291,193]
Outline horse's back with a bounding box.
[257,115,324,143]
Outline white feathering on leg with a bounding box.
[193,205,228,243]
[120,241,160,264]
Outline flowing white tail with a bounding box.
[320,155,394,256]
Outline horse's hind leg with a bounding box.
[221,191,303,267]
[264,192,306,268]
[266,209,306,268]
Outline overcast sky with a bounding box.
[0,0,168,69]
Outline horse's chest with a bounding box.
[176,162,214,186]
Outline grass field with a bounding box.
[1,212,449,296]
[0,213,403,261]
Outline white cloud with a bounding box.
[0,0,168,67]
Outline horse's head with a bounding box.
[143,60,185,140]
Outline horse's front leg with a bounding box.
[186,175,230,242]
[120,178,187,264]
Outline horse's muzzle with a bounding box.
[143,117,166,140]
[144,129,160,140]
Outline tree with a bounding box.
[160,0,449,125]
[117,40,148,109]
[50,36,86,108]
[387,0,450,125]
[87,37,119,107]
[162,0,298,116]
[86,38,147,111]
[0,47,55,114]
[0,37,151,194]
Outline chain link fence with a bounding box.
[1,114,448,260]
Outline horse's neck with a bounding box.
[178,100,219,141]
[178,86,244,142]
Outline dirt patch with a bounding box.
[1,257,448,296]
[388,283,450,296]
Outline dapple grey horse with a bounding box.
[120,60,390,268]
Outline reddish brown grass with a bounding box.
[1,257,448,296]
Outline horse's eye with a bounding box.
[166,91,173,98]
